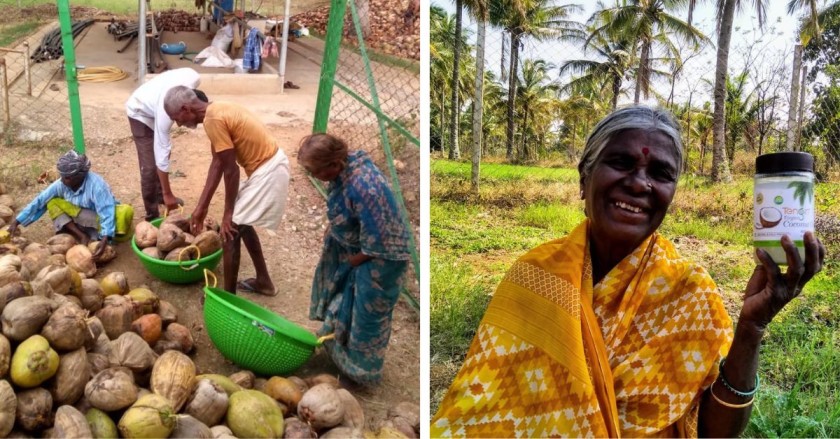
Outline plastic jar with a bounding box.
[753,152,815,265]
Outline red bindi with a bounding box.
[642,147,649,156]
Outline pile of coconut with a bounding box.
[0,183,17,244]
[133,214,223,262]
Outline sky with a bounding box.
[435,1,808,109]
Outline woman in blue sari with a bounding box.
[298,133,412,385]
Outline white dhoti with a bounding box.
[232,149,290,229]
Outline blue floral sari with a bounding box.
[309,151,411,385]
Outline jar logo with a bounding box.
[756,193,764,204]
[774,195,784,205]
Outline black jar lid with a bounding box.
[756,152,814,174]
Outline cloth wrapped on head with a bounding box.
[56,150,91,177]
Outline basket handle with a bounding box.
[316,333,335,345]
[162,205,184,218]
[204,268,218,288]
[178,244,202,271]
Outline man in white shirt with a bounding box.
[126,68,201,220]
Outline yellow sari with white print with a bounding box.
[431,220,734,438]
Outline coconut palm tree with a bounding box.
[431,5,473,155]
[516,58,558,160]
[463,0,488,191]
[558,31,633,110]
[449,0,464,160]
[589,0,707,103]
[491,0,584,161]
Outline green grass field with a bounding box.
[431,158,840,437]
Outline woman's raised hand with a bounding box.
[739,232,825,330]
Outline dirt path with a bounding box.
[4,102,419,431]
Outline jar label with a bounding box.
[753,177,814,245]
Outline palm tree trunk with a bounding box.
[471,18,486,194]
[505,32,520,161]
[440,88,447,153]
[521,105,529,161]
[635,43,650,104]
[711,0,735,182]
[612,75,620,110]
[449,0,463,159]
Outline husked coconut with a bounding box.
[287,376,309,394]
[66,245,96,277]
[337,388,365,429]
[183,233,195,245]
[96,294,136,339]
[388,402,420,432]
[0,334,9,377]
[100,271,129,296]
[0,194,14,210]
[157,300,178,325]
[2,295,54,341]
[283,417,317,438]
[0,264,22,291]
[0,281,32,314]
[186,379,228,427]
[210,425,236,439]
[320,427,365,438]
[131,314,162,345]
[87,352,111,376]
[84,317,105,351]
[153,339,183,355]
[195,374,242,396]
[0,253,21,271]
[33,264,81,296]
[84,367,138,411]
[45,234,76,255]
[48,254,66,266]
[157,223,186,253]
[134,222,158,248]
[0,206,13,224]
[305,373,340,389]
[265,377,302,411]
[15,388,53,431]
[88,241,116,264]
[21,247,51,281]
[164,323,194,353]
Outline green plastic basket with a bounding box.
[201,270,331,375]
[131,218,223,284]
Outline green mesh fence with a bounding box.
[312,0,420,311]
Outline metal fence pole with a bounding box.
[312,0,347,133]
[57,0,86,154]
[23,42,32,96]
[0,59,9,125]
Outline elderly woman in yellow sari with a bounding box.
[431,106,826,438]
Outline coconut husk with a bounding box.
[127,288,159,315]
[53,405,93,438]
[48,348,89,405]
[132,314,162,346]
[226,390,285,438]
[337,388,364,430]
[1,295,54,341]
[100,271,129,297]
[84,367,138,411]
[142,247,162,259]
[193,231,223,256]
[164,323,194,353]
[0,280,32,314]
[96,294,137,340]
[0,380,16,437]
[93,333,111,356]
[165,246,198,262]
[88,241,117,265]
[229,370,255,389]
[0,254,21,271]
[210,425,237,439]
[134,221,158,248]
[185,379,228,427]
[87,352,111,376]
[162,213,191,233]
[157,223,186,253]
[41,303,88,351]
[0,266,22,293]
[170,414,212,438]
[321,427,365,439]
[1,244,20,256]
[287,376,309,394]
[83,317,104,351]
[158,300,178,325]
[21,243,52,280]
[183,233,195,245]
[283,417,317,438]
[117,393,177,438]
[305,373,340,389]
[299,383,345,430]
[15,387,53,431]
[66,245,96,278]
[33,264,81,296]
[151,351,196,412]
[79,279,104,313]
[45,234,77,255]
[109,332,158,374]
[0,334,9,377]
[253,377,267,392]
[48,254,66,266]
[153,339,183,355]
[388,402,420,433]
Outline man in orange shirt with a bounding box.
[163,86,289,296]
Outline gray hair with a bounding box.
[578,106,683,182]
[163,86,200,117]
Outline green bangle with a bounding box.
[718,357,759,398]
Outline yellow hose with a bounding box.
[77,66,128,82]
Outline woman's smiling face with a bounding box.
[582,128,679,252]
